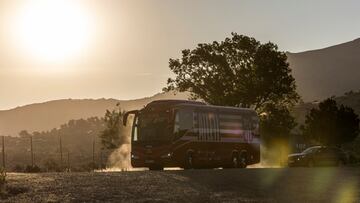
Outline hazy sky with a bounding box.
[1,0,360,110]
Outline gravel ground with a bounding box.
[2,168,360,203]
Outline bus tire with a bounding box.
[239,152,247,168]
[184,152,194,169]
[232,153,239,168]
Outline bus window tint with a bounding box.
[174,111,180,134]
[174,109,193,138]
[179,109,193,130]
[138,111,171,141]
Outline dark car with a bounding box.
[288,146,348,167]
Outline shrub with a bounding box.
[24,165,41,173]
[12,165,24,172]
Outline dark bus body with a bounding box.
[123,100,260,170]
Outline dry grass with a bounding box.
[1,168,360,202]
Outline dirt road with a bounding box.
[3,168,360,202]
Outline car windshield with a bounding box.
[137,111,172,141]
[302,147,319,154]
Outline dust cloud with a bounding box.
[105,117,132,171]
[107,144,131,171]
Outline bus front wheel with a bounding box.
[184,153,194,169]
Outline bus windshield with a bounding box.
[136,111,172,141]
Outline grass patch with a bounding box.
[0,167,7,198]
[0,168,28,200]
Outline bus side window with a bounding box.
[179,109,193,131]
[174,111,180,134]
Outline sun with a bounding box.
[11,1,94,62]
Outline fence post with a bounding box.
[2,136,5,169]
[59,134,63,170]
[30,136,34,167]
[92,139,95,171]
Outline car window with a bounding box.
[303,147,318,154]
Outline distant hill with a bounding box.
[0,91,189,136]
[287,38,360,102]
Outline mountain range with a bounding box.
[287,38,360,102]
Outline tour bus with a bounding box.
[123,100,260,170]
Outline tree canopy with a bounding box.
[165,33,299,111]
[302,98,360,146]
[260,103,297,145]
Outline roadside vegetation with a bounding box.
[1,117,109,172]
[302,98,359,146]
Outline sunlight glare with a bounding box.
[11,0,94,63]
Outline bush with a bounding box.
[12,165,24,172]
[24,165,41,173]
[43,158,61,172]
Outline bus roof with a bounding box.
[175,103,256,113]
[144,100,257,115]
[146,100,206,107]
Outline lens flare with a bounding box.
[10,0,94,63]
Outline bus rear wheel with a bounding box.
[232,153,247,168]
[239,153,247,168]
[232,155,239,168]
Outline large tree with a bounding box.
[302,98,360,146]
[164,33,299,111]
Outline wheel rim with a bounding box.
[188,156,193,166]
[185,154,193,169]
[240,156,246,168]
[232,156,238,168]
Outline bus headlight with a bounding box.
[161,152,172,159]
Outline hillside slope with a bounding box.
[287,38,360,102]
[0,92,189,136]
